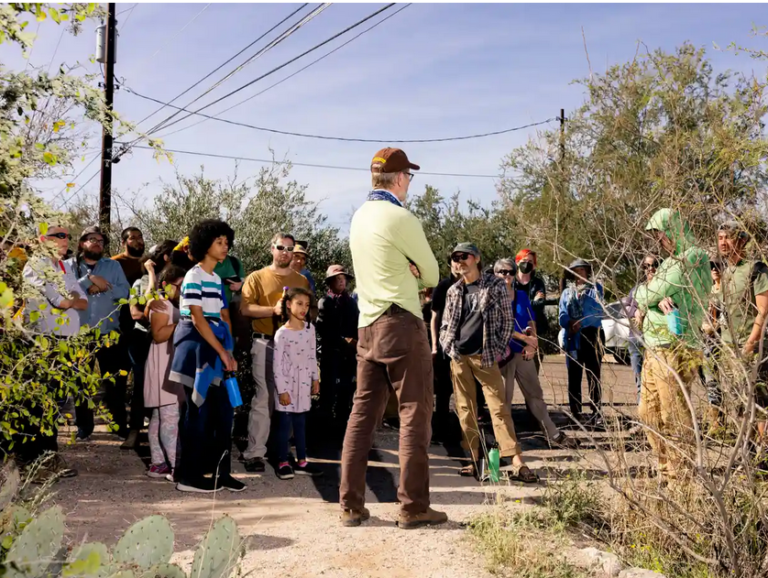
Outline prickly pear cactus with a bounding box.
[113,516,174,569]
[65,542,110,578]
[140,563,187,578]
[0,462,21,513]
[5,505,65,578]
[189,516,242,578]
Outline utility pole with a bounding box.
[98,3,116,237]
[559,108,566,164]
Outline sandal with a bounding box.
[459,463,478,479]
[511,465,539,484]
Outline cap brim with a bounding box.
[409,162,420,171]
[325,272,353,281]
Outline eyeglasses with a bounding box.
[496,270,515,276]
[451,252,471,263]
[84,237,104,245]
[46,232,69,240]
[403,172,414,182]
[274,244,294,253]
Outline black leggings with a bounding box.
[567,327,604,415]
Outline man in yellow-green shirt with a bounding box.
[339,147,446,531]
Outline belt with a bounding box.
[252,332,274,341]
[383,303,406,316]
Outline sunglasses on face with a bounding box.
[496,269,514,276]
[642,262,658,271]
[451,252,471,263]
[274,244,294,253]
[46,232,69,240]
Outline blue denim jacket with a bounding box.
[65,256,130,333]
[558,281,604,352]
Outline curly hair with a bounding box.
[188,220,234,263]
[280,287,314,324]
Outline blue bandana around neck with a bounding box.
[368,189,403,208]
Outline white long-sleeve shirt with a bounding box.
[273,322,319,413]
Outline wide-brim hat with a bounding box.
[293,241,309,256]
[325,264,354,282]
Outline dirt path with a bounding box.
[48,358,638,578]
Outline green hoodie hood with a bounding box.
[645,208,696,257]
[635,208,712,347]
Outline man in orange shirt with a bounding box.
[240,232,310,472]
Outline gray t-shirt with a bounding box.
[456,281,483,356]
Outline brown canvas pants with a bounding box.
[340,305,434,514]
[451,355,521,461]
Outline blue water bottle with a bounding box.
[224,371,243,408]
[666,305,683,336]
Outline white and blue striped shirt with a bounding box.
[180,265,225,319]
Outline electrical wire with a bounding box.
[124,90,557,143]
[118,4,137,31]
[127,145,501,179]
[157,3,412,139]
[54,153,101,209]
[129,3,310,130]
[146,3,331,136]
[150,3,396,135]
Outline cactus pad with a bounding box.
[65,542,109,578]
[5,505,65,578]
[0,462,20,513]
[190,516,242,578]
[113,516,174,569]
[141,563,187,578]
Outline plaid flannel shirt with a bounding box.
[439,272,515,368]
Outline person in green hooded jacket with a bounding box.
[634,208,711,480]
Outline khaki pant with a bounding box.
[340,306,433,515]
[500,354,559,439]
[451,355,521,461]
[639,347,701,480]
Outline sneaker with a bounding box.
[341,507,370,527]
[217,475,247,492]
[120,430,139,450]
[147,463,172,479]
[277,464,294,480]
[550,432,580,450]
[243,458,266,473]
[176,477,222,494]
[397,507,448,530]
[294,461,323,477]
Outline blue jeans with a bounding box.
[179,385,233,483]
[277,411,307,464]
[628,338,644,404]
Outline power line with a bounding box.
[146,3,331,136]
[128,3,310,131]
[124,89,556,143]
[157,3,412,139]
[55,153,101,209]
[127,145,501,179]
[116,4,136,16]
[118,4,137,31]
[149,3,397,135]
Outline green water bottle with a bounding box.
[488,446,500,482]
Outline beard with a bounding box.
[82,248,103,261]
[127,245,144,258]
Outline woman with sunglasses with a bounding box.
[622,255,661,404]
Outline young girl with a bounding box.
[144,265,186,480]
[274,287,323,480]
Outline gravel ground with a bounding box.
[46,357,640,578]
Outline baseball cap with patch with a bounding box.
[371,148,420,174]
[451,243,481,258]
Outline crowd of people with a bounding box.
[15,145,768,527]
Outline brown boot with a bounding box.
[341,507,370,527]
[397,507,448,530]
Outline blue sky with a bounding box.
[6,2,768,233]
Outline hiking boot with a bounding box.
[397,507,448,530]
[243,458,266,473]
[120,430,139,450]
[341,507,370,527]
